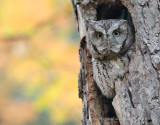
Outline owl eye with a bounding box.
[96,32,103,39]
[112,30,120,37]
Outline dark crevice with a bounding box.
[127,89,135,108]
[95,83,117,119]
[96,2,134,26]
[97,3,125,20]
[102,96,117,118]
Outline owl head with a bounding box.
[86,19,135,60]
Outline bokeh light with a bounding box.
[0,0,81,125]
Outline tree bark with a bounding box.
[71,0,160,125]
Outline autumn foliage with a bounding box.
[0,0,81,125]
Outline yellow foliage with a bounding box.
[0,0,52,36]
[0,0,81,124]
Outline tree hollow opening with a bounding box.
[96,2,133,25]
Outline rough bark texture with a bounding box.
[71,0,160,125]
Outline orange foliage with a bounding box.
[0,0,81,124]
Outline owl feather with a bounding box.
[86,19,135,98]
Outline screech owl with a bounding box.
[86,19,135,99]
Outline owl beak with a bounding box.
[103,36,108,42]
[103,35,108,39]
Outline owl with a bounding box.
[86,19,135,98]
[87,19,135,60]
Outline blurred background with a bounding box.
[0,0,81,125]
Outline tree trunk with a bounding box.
[71,0,160,125]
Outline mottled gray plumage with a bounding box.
[86,19,135,98]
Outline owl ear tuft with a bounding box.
[118,20,128,29]
[88,20,96,26]
[87,20,98,31]
[120,20,128,25]
[121,19,128,23]
[86,20,94,32]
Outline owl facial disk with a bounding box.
[87,19,134,60]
